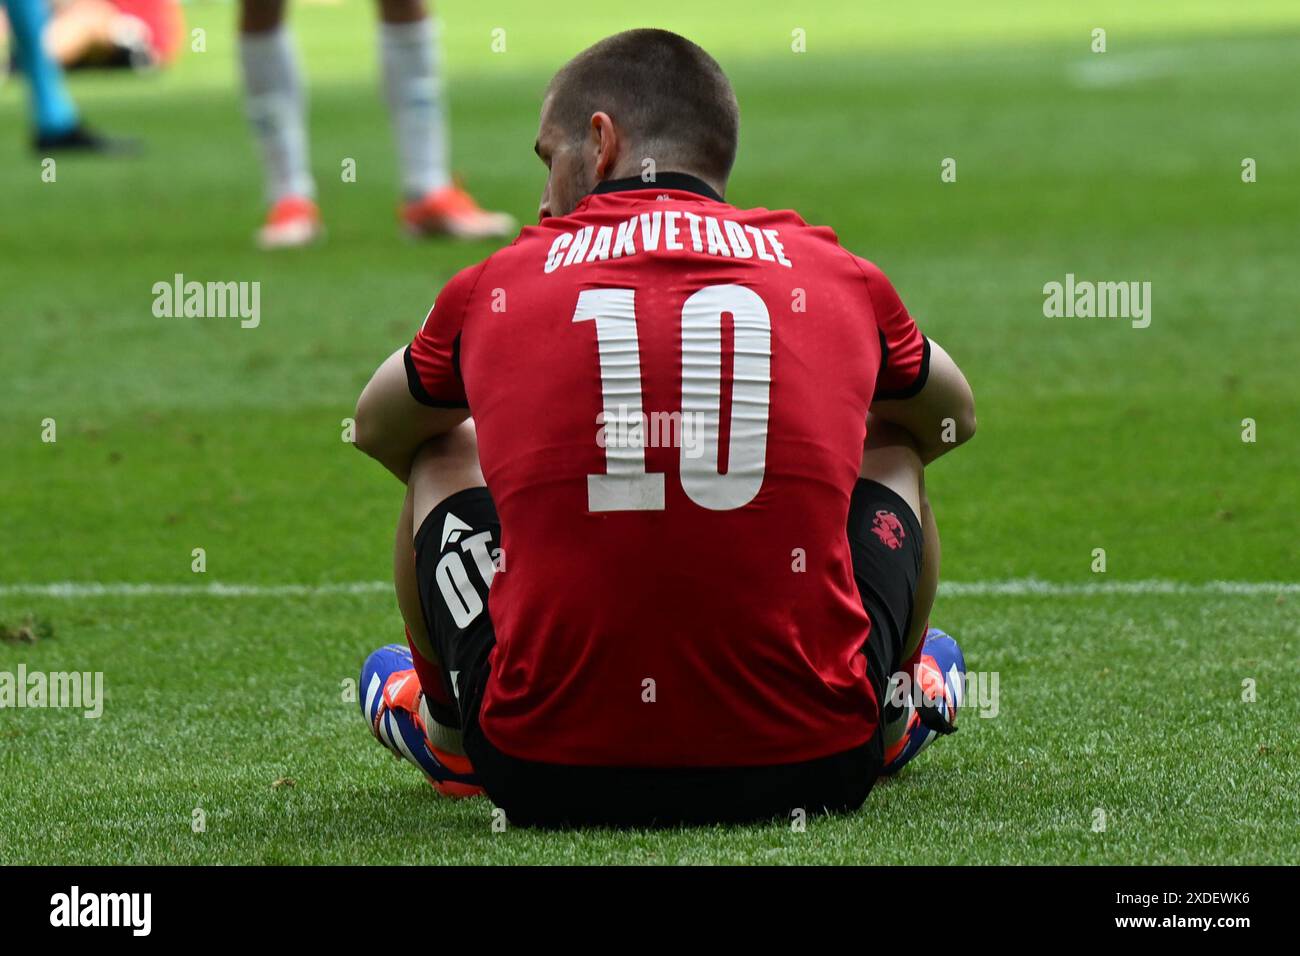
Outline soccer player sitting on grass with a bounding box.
[352,28,976,827]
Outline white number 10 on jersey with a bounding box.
[572,285,772,512]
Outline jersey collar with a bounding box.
[589,172,724,202]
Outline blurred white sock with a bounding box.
[239,28,315,204]
[381,17,451,201]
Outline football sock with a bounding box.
[881,632,925,737]
[4,0,79,136]
[403,626,454,709]
[401,628,466,755]
[379,17,451,201]
[239,27,315,203]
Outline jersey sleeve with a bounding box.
[857,258,931,401]
[404,263,486,408]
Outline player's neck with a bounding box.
[592,170,726,201]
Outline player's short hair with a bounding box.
[545,29,740,184]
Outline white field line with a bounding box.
[940,579,1298,597]
[0,582,393,598]
[0,579,1295,600]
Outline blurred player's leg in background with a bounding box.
[378,0,447,205]
[382,0,515,239]
[857,420,965,775]
[6,0,77,135]
[4,0,126,150]
[238,0,321,248]
[360,424,485,796]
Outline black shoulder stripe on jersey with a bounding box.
[404,344,470,409]
[873,336,931,402]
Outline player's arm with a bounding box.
[870,338,975,464]
[354,264,482,482]
[354,347,469,482]
[858,257,975,463]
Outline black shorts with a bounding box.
[414,481,923,829]
[846,479,926,726]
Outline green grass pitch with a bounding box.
[1,0,1297,864]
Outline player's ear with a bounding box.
[590,111,619,179]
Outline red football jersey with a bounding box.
[407,174,928,767]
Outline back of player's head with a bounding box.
[545,29,740,185]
